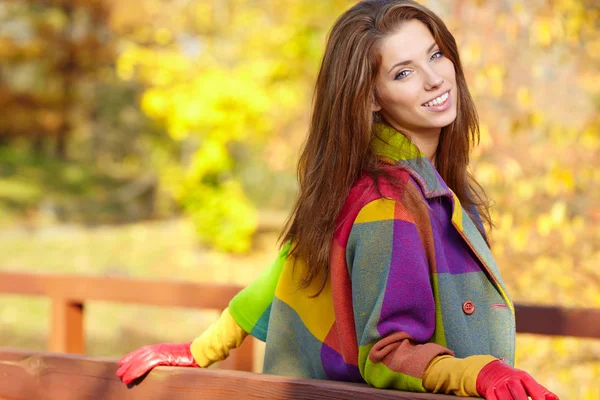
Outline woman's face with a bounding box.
[373,19,457,139]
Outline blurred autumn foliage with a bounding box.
[0,0,598,398]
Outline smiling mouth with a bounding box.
[422,90,450,107]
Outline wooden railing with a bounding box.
[0,271,254,371]
[0,348,463,400]
[1,270,599,400]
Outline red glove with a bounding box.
[476,360,559,400]
[116,342,198,385]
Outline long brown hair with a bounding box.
[281,0,491,291]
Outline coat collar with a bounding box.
[371,123,452,200]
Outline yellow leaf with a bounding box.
[141,89,168,119]
[517,87,532,108]
[581,127,600,151]
[500,213,514,230]
[486,65,505,97]
[154,28,173,45]
[516,181,535,200]
[529,112,545,128]
[537,215,552,236]
[478,123,493,150]
[531,18,553,47]
[167,121,188,141]
[461,41,482,66]
[561,228,576,247]
[585,39,600,61]
[512,2,525,14]
[511,228,529,251]
[550,201,567,224]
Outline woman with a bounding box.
[117,1,558,398]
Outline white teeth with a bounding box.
[423,91,449,107]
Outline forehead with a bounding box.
[378,19,436,66]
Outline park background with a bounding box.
[0,0,598,398]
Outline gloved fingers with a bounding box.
[118,344,154,366]
[117,359,141,385]
[494,382,532,400]
[494,383,514,400]
[121,356,164,386]
[485,388,499,400]
[121,369,140,386]
[116,362,130,380]
[522,376,557,400]
[118,347,142,367]
[116,351,144,384]
[545,391,560,400]
[116,349,147,380]
[116,343,199,385]
[522,378,547,400]
[506,378,530,400]
[117,348,159,384]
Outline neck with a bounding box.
[414,135,439,167]
[388,124,441,165]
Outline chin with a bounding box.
[426,117,456,130]
[434,111,457,128]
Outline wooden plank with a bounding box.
[0,348,465,400]
[0,271,254,370]
[49,298,84,354]
[2,272,600,340]
[0,271,242,310]
[515,304,600,339]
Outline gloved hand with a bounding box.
[116,342,198,385]
[476,360,559,400]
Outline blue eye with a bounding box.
[395,70,410,80]
[394,51,444,80]
[431,50,444,61]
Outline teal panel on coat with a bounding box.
[346,219,395,347]
[436,271,516,366]
[263,297,328,379]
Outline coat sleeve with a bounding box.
[228,241,291,341]
[346,197,453,392]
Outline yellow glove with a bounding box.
[189,307,248,367]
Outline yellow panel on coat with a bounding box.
[353,198,396,224]
[275,256,335,343]
[450,192,463,231]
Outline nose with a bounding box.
[424,67,444,90]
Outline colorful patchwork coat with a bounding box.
[229,124,516,392]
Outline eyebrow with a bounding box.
[388,42,438,74]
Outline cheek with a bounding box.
[441,60,456,82]
[379,84,420,111]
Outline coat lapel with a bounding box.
[449,192,514,313]
[372,123,514,313]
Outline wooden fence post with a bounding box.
[49,297,84,354]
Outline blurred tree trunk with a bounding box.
[32,135,46,156]
[55,3,75,160]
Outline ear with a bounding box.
[372,96,382,113]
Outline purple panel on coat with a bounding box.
[321,343,365,383]
[428,200,483,275]
[378,219,436,343]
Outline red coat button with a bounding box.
[463,301,475,315]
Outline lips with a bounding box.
[421,90,452,112]
[421,90,450,107]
